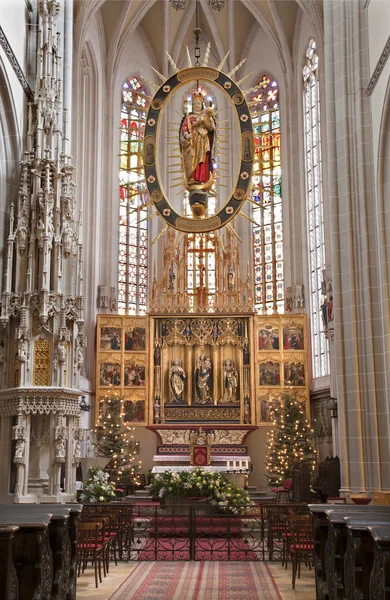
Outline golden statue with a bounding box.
[169,358,186,403]
[179,91,215,218]
[222,358,238,403]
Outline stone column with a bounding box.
[53,414,67,497]
[12,414,28,500]
[324,1,387,494]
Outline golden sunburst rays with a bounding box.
[167,52,179,73]
[227,58,247,79]
[203,42,211,67]
[186,46,193,68]
[151,223,169,245]
[150,66,166,82]
[238,210,260,227]
[217,51,230,71]
[226,223,242,243]
[138,74,159,90]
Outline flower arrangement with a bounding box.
[149,467,251,515]
[80,466,117,503]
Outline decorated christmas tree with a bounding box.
[265,393,316,487]
[94,393,142,486]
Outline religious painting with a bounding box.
[259,395,282,423]
[259,362,280,386]
[284,362,305,387]
[258,326,279,351]
[123,400,145,423]
[99,362,121,386]
[100,327,121,351]
[124,360,146,387]
[283,324,304,350]
[124,326,146,351]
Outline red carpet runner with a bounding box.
[109,562,282,600]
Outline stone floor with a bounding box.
[77,560,315,599]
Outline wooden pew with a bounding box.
[309,504,390,600]
[344,515,390,600]
[324,508,390,600]
[43,504,82,600]
[367,524,390,600]
[0,525,19,600]
[0,510,53,600]
[0,504,82,600]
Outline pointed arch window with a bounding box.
[118,77,149,314]
[303,39,329,377]
[250,75,283,314]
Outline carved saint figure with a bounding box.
[169,358,186,403]
[154,397,161,423]
[222,358,238,403]
[168,261,175,291]
[227,267,235,291]
[180,91,215,218]
[194,354,212,404]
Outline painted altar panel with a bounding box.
[254,315,309,425]
[151,316,253,425]
[95,315,150,426]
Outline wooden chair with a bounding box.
[289,521,314,589]
[77,522,105,589]
[272,479,293,503]
[281,514,311,570]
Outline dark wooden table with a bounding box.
[0,525,19,600]
[309,503,390,600]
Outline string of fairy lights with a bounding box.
[265,395,316,486]
[93,392,142,485]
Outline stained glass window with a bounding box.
[182,87,217,311]
[118,77,149,314]
[303,40,329,377]
[250,75,283,314]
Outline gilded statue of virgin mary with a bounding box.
[179,91,216,218]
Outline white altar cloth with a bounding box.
[151,465,249,474]
[153,454,251,463]
[152,466,228,474]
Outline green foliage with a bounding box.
[80,467,116,503]
[150,467,251,514]
[94,395,142,485]
[265,393,316,487]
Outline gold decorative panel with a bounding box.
[255,315,309,425]
[33,340,51,386]
[96,315,149,426]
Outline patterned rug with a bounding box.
[108,562,282,600]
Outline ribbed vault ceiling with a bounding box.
[75,0,323,77]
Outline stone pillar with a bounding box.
[12,414,28,500]
[324,1,387,494]
[53,413,67,496]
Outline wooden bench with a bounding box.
[344,514,390,600]
[0,510,53,600]
[0,525,19,600]
[309,503,390,600]
[0,504,82,600]
[367,524,390,600]
[324,508,390,600]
